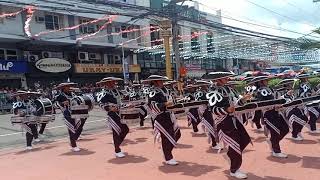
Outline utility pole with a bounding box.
[160,20,173,79]
[171,4,181,80]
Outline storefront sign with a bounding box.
[0,61,28,73]
[36,58,71,73]
[74,64,141,73]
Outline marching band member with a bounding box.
[297,74,320,133]
[97,77,129,158]
[194,80,222,150]
[249,76,289,158]
[277,79,307,141]
[204,71,251,179]
[143,75,181,166]
[129,82,147,127]
[12,91,40,150]
[54,82,81,152]
[184,84,201,133]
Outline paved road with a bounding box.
[1,120,320,180]
[0,108,140,149]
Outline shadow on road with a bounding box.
[177,143,193,149]
[285,138,318,145]
[266,154,301,164]
[14,145,57,155]
[107,154,149,164]
[78,138,96,142]
[223,170,293,180]
[190,132,207,137]
[302,156,320,169]
[60,149,96,156]
[158,161,220,177]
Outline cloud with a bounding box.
[193,0,320,39]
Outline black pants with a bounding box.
[109,112,129,153]
[309,111,318,131]
[151,117,155,129]
[265,110,289,153]
[139,106,147,127]
[156,112,181,161]
[203,108,217,147]
[228,147,242,173]
[38,123,46,134]
[26,124,39,146]
[188,108,200,133]
[75,118,87,140]
[292,122,303,138]
[218,117,251,173]
[252,110,262,129]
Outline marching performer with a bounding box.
[193,80,222,150]
[54,82,81,152]
[184,84,201,133]
[297,74,320,133]
[97,77,129,158]
[249,76,289,158]
[204,72,251,179]
[129,82,148,127]
[277,79,307,141]
[11,91,40,150]
[143,75,181,165]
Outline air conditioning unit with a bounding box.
[42,51,52,58]
[28,55,39,62]
[78,52,89,61]
[88,53,101,60]
[35,16,45,23]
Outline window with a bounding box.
[45,14,63,30]
[0,49,18,60]
[191,35,200,52]
[207,33,214,53]
[0,49,5,60]
[79,18,96,34]
[6,50,18,60]
[121,26,127,38]
[107,55,114,64]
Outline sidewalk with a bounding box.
[0,119,319,180]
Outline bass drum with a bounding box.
[34,98,53,116]
[71,95,95,111]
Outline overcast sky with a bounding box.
[187,0,320,40]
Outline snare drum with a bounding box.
[34,98,53,116]
[120,108,140,121]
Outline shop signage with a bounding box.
[0,61,28,73]
[35,58,71,73]
[74,64,141,73]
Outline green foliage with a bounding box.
[307,77,320,88]
[268,79,282,89]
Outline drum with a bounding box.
[70,95,94,119]
[120,108,140,121]
[71,95,94,111]
[12,102,26,116]
[38,115,54,123]
[34,98,53,116]
[10,115,37,124]
[10,116,26,124]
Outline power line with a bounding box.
[196,1,320,39]
[244,0,318,29]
